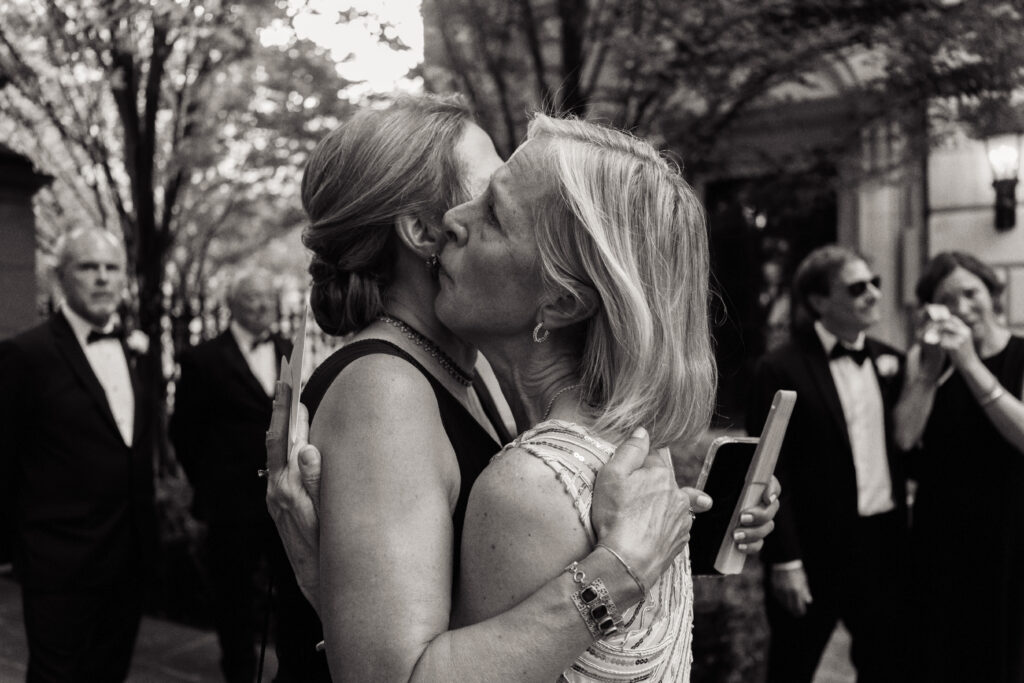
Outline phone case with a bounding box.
[690,436,759,575]
[712,390,796,574]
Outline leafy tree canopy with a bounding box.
[0,0,369,320]
[422,0,1024,170]
[0,0,394,463]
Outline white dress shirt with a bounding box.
[63,305,135,446]
[229,322,277,397]
[814,321,895,517]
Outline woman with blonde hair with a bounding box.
[446,114,718,680]
[267,105,780,681]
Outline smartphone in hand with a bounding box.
[690,437,759,575]
[690,389,796,575]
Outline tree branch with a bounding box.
[514,0,555,112]
[555,0,588,116]
[465,0,520,152]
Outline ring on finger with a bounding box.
[257,468,269,479]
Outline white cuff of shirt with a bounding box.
[772,560,804,572]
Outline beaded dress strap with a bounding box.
[502,421,615,543]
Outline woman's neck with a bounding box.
[977,323,1012,359]
[383,274,477,375]
[481,336,583,433]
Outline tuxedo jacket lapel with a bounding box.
[51,314,125,440]
[122,339,144,447]
[797,331,853,454]
[220,332,273,401]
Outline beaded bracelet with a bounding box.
[595,543,646,602]
[565,561,624,639]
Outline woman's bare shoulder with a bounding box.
[469,444,581,530]
[315,353,439,422]
[459,443,591,622]
[310,353,455,473]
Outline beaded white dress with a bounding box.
[499,420,694,682]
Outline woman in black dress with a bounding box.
[895,251,1024,682]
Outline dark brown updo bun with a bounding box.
[307,233,394,336]
[301,94,474,335]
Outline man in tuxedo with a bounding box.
[171,270,324,683]
[0,228,155,682]
[746,245,908,683]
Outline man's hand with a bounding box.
[266,381,323,612]
[770,563,813,617]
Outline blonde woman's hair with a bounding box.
[527,114,716,448]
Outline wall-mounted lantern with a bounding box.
[986,132,1022,231]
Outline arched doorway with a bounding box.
[706,165,837,426]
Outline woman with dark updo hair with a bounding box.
[301,97,474,336]
[894,251,1024,682]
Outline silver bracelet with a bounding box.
[564,561,623,639]
[595,543,646,601]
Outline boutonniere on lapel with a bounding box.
[874,353,900,377]
[125,329,150,356]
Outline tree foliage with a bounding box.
[422,0,1024,169]
[0,0,357,465]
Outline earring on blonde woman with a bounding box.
[533,322,550,343]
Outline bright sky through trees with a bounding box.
[260,0,424,98]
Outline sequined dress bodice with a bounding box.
[500,420,694,682]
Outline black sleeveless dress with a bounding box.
[300,339,504,580]
[911,335,1024,683]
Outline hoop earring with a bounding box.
[532,322,550,343]
[425,253,439,274]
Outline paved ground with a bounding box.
[816,624,856,682]
[0,574,277,682]
[0,573,852,682]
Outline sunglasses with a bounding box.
[845,275,882,298]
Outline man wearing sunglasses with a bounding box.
[747,245,909,683]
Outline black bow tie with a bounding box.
[830,343,869,365]
[250,336,271,351]
[86,327,123,344]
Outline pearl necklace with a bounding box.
[378,315,474,387]
[542,383,583,421]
